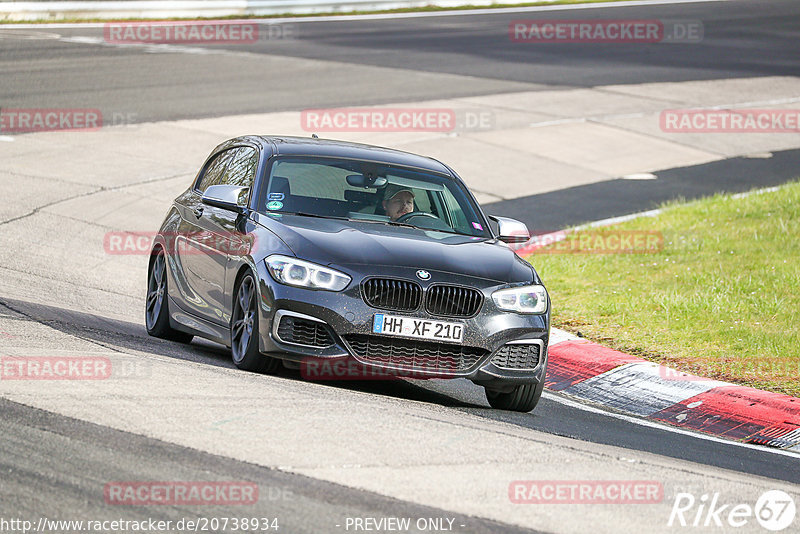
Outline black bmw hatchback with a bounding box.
[146,136,550,412]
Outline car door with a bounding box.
[214,146,260,323]
[177,147,250,325]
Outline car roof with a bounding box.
[224,135,455,176]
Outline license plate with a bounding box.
[372,314,464,343]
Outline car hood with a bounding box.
[254,213,535,284]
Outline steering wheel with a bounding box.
[395,211,453,232]
[396,211,439,223]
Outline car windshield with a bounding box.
[260,156,490,238]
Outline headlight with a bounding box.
[265,255,351,291]
[492,285,548,314]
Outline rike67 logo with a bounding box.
[669,490,796,531]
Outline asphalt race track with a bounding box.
[2,0,800,121]
[1,1,800,533]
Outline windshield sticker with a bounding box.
[267,201,283,210]
[472,222,484,231]
[268,192,285,201]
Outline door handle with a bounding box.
[193,206,204,218]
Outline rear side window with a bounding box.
[223,147,259,188]
[195,149,236,193]
[441,188,469,230]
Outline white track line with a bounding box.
[572,184,786,230]
[543,391,800,458]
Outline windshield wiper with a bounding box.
[276,212,479,237]
[344,217,417,229]
[384,220,477,236]
[382,220,418,229]
[276,212,350,221]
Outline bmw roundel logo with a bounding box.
[416,270,431,280]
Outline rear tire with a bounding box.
[230,272,280,374]
[485,380,544,412]
[145,248,193,343]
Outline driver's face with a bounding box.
[383,191,414,221]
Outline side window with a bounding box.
[196,149,236,193]
[442,188,470,233]
[223,147,259,188]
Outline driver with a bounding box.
[382,184,415,221]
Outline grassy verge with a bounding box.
[1,0,634,24]
[527,181,800,397]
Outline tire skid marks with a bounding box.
[545,339,639,391]
[563,361,729,417]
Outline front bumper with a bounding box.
[254,262,549,387]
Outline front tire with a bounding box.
[485,380,544,412]
[230,272,280,374]
[145,247,193,343]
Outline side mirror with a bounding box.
[488,215,530,244]
[201,185,249,214]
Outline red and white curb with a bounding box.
[546,328,800,453]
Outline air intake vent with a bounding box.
[362,278,422,312]
[344,334,488,373]
[425,285,483,317]
[276,315,334,347]
[491,343,541,370]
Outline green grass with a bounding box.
[0,0,634,24]
[527,181,800,397]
